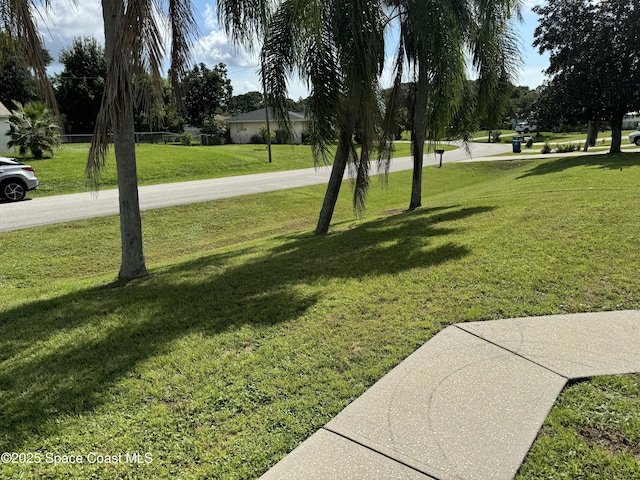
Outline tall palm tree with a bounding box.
[260,0,387,235]
[4,0,196,281]
[261,0,519,233]
[381,0,521,211]
[86,0,196,280]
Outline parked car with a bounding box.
[0,157,39,202]
[515,122,537,134]
[629,128,640,146]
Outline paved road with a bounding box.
[1,142,512,232]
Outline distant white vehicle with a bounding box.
[515,122,537,134]
[622,113,640,130]
[629,128,640,146]
[0,157,39,202]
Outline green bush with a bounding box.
[273,129,291,145]
[249,133,264,144]
[555,143,578,153]
[181,132,192,146]
[201,117,227,145]
[259,124,276,143]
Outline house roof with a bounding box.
[226,108,307,123]
[0,101,10,116]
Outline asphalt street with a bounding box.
[1,142,513,232]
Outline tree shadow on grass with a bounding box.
[517,152,640,179]
[0,204,495,451]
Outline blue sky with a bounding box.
[38,1,549,100]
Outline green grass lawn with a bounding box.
[473,130,639,147]
[11,141,455,197]
[1,153,639,478]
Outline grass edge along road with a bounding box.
[1,155,639,479]
[10,142,457,198]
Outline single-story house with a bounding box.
[225,108,309,144]
[0,101,11,153]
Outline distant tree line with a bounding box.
[0,35,307,135]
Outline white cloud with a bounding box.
[193,2,259,69]
[192,29,257,68]
[37,1,104,57]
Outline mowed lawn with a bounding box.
[1,153,639,478]
[15,141,451,197]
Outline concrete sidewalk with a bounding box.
[259,310,640,480]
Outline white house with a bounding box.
[225,108,309,144]
[0,101,11,153]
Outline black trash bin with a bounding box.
[512,135,522,153]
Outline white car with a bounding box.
[0,157,39,202]
[629,129,640,146]
[515,122,537,134]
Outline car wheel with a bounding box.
[1,180,27,202]
[635,137,640,146]
[524,128,529,133]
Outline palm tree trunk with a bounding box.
[315,127,353,235]
[409,65,429,211]
[102,0,148,280]
[113,109,147,280]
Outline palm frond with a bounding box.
[471,0,522,125]
[88,0,197,188]
[216,0,271,47]
[377,31,406,178]
[2,0,62,117]
[260,0,297,139]
[167,0,197,105]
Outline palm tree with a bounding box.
[7,100,61,158]
[4,0,195,281]
[381,0,520,211]
[260,0,519,233]
[260,0,387,235]
[86,0,196,280]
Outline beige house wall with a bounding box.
[0,102,10,153]
[229,120,308,144]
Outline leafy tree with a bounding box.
[0,3,57,115]
[506,85,539,123]
[134,77,184,133]
[0,32,37,106]
[53,37,106,134]
[181,63,232,127]
[7,100,61,158]
[200,117,227,144]
[534,0,640,153]
[0,28,53,108]
[228,91,264,115]
[380,83,411,140]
